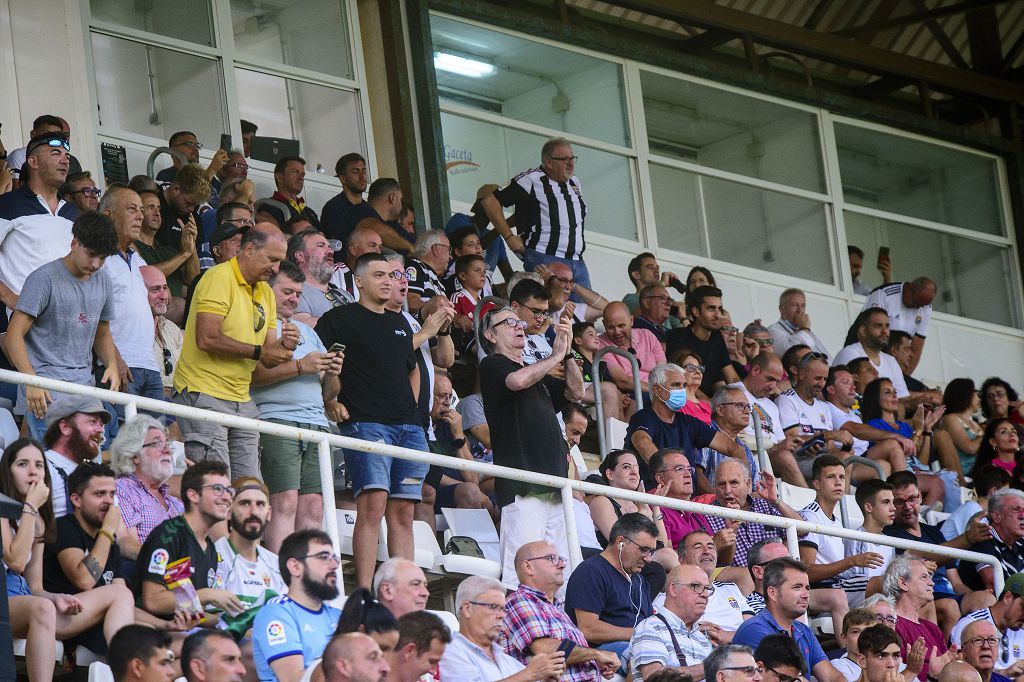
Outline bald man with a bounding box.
[939,662,983,682]
[502,541,619,679]
[960,620,1008,682]
[173,223,299,479]
[141,265,183,399]
[631,564,714,680]
[322,632,390,682]
[597,301,666,394]
[330,225,383,301]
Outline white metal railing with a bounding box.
[0,370,1004,595]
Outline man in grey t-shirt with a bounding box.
[456,392,493,464]
[5,212,121,439]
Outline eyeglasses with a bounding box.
[643,295,671,303]
[548,155,579,163]
[672,581,715,596]
[226,162,249,170]
[469,601,507,614]
[200,484,235,496]
[142,439,171,451]
[682,363,706,373]
[551,275,575,286]
[302,551,341,564]
[721,326,739,333]
[622,535,656,558]
[162,348,173,375]
[893,493,922,507]
[253,301,266,333]
[874,615,897,625]
[225,216,255,227]
[721,402,752,413]
[657,464,695,477]
[520,304,548,319]
[722,667,759,678]
[435,392,453,404]
[69,187,102,198]
[766,667,802,682]
[963,637,1000,648]
[797,351,828,368]
[526,554,567,566]
[755,338,775,346]
[175,140,204,150]
[491,317,529,331]
[388,270,409,281]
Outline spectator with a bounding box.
[174,224,297,480]
[214,477,286,640]
[863,277,935,375]
[444,183,514,282]
[97,185,164,404]
[733,558,843,682]
[338,177,412,255]
[740,323,774,367]
[156,164,212,251]
[745,539,790,614]
[508,278,556,367]
[959,488,1024,592]
[315,253,433,589]
[60,170,101,214]
[941,465,1010,541]
[970,418,1020,480]
[191,204,252,311]
[935,378,984,479]
[695,385,762,491]
[738,353,804,486]
[257,156,319,228]
[797,456,874,637]
[135,461,239,622]
[386,610,451,682]
[504,540,619,680]
[109,416,183,569]
[135,187,198,324]
[321,152,368,243]
[767,288,831,360]
[630,563,715,681]
[666,286,740,397]
[253,529,341,681]
[599,301,666,394]
[40,462,139,653]
[703,644,760,682]
[321,632,390,682]
[852,624,907,682]
[718,310,746,371]
[141,266,183,396]
[448,254,493,355]
[329,225,383,301]
[634,283,679,344]
[887,330,932,395]
[0,131,78,311]
[950,573,1024,673]
[240,120,258,158]
[440,575,565,681]
[481,136,590,289]
[849,245,890,296]
[569,320,631,421]
[107,625,177,682]
[848,356,880,396]
[677,530,753,640]
[834,308,909,399]
[479,302,582,585]
[537,260,607,323]
[181,629,247,682]
[884,554,955,681]
[627,362,747,488]
[755,635,809,682]
[406,229,450,314]
[941,664,984,682]
[208,151,247,210]
[979,377,1024,428]
[624,252,680,314]
[288,229,346,327]
[251,259,343,551]
[199,180,256,266]
[42,396,110,517]
[842,480,897,606]
[704,459,803,567]
[830,609,878,681]
[565,513,657,661]
[5,115,82,182]
[442,225,494,297]
[373,557,431,618]
[155,131,228,184]
[959,620,1008,682]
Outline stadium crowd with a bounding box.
[0,118,1024,682]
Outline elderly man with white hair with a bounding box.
[439,576,566,682]
[960,487,1024,593]
[405,229,450,314]
[373,557,431,618]
[885,554,957,682]
[109,414,184,573]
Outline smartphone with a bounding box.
[878,246,890,259]
[795,434,825,458]
[555,639,575,658]
[220,133,232,152]
[329,343,346,354]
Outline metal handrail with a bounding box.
[0,370,1003,595]
[146,146,188,179]
[592,346,643,458]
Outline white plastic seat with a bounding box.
[441,507,500,563]
[810,615,835,636]
[88,662,115,682]
[777,480,816,512]
[76,645,104,667]
[428,608,460,633]
[606,417,628,451]
[0,407,19,450]
[12,638,63,662]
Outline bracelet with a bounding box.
[923,431,933,437]
[295,359,303,375]
[21,505,37,517]
[98,529,115,543]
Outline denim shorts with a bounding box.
[340,422,429,500]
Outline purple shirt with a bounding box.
[896,615,946,681]
[116,473,184,545]
[661,505,712,551]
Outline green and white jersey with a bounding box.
[214,538,287,639]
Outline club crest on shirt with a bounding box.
[728,596,740,610]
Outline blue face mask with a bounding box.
[662,386,687,411]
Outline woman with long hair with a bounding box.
[979,377,1024,429]
[306,587,400,682]
[935,378,983,481]
[588,450,671,555]
[970,418,1021,480]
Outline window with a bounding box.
[90,0,215,46]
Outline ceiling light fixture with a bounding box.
[433,51,496,78]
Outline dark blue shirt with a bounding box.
[733,608,827,673]
[625,407,717,487]
[564,554,652,631]
[320,192,360,242]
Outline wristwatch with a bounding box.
[451,437,467,449]
[252,344,262,361]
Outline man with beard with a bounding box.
[288,228,346,327]
[214,478,287,642]
[43,395,111,517]
[321,152,368,244]
[253,529,342,682]
[833,308,909,399]
[136,461,243,625]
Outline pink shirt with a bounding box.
[597,328,666,383]
[679,400,712,424]
[661,506,712,550]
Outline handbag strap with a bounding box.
[654,612,687,665]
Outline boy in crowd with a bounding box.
[831,609,879,681]
[843,479,897,604]
[450,253,493,355]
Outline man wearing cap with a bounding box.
[0,131,79,311]
[320,152,367,244]
[42,395,111,517]
[950,572,1024,677]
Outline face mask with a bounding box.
[661,386,687,411]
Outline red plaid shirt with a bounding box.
[502,584,600,682]
[116,473,184,545]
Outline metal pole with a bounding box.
[592,347,643,457]
[318,438,344,597]
[561,485,584,570]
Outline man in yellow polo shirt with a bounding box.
[173,223,299,479]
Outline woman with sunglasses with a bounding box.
[668,348,712,424]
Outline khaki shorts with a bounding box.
[259,419,329,495]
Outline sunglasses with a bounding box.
[30,137,71,154]
[253,301,266,333]
[162,348,173,375]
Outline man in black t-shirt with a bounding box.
[315,252,433,590]
[959,488,1024,593]
[665,286,740,398]
[479,304,583,593]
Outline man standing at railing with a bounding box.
[479,304,583,593]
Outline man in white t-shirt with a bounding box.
[767,288,831,360]
[863,278,934,375]
[739,352,804,487]
[842,479,896,607]
[833,308,909,398]
[799,456,883,638]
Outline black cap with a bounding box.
[210,222,244,247]
[26,131,70,156]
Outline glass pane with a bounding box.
[441,112,638,241]
[230,0,354,79]
[640,71,825,193]
[92,34,225,144]
[235,69,364,177]
[844,211,1017,328]
[835,123,1005,236]
[90,0,214,47]
[652,163,832,284]
[430,16,629,147]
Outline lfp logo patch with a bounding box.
[266,620,287,646]
[148,548,169,575]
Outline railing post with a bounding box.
[784,521,800,559]
[125,400,138,421]
[561,485,584,571]
[318,437,342,592]
[592,347,643,458]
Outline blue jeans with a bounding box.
[522,249,592,295]
[340,422,429,500]
[112,368,165,420]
